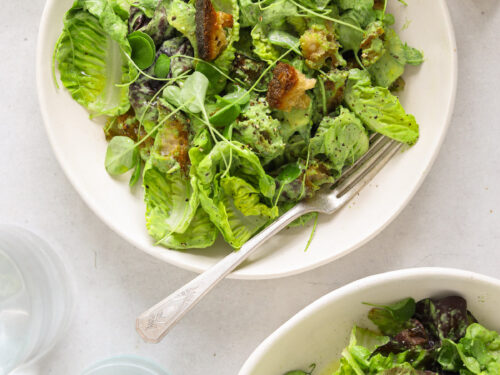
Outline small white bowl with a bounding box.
[239,268,500,375]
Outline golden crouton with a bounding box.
[195,0,233,61]
[155,108,191,172]
[266,62,316,112]
[373,0,384,10]
[105,109,155,151]
[300,25,344,70]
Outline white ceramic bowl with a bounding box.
[239,268,500,375]
[37,1,457,279]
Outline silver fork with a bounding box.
[136,134,402,343]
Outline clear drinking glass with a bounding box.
[82,355,169,375]
[0,225,74,375]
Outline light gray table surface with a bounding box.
[1,0,499,374]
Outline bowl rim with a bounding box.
[238,267,500,374]
[36,0,458,280]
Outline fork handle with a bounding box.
[136,202,310,343]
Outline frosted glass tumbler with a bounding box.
[0,225,74,374]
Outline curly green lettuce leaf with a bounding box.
[345,69,419,145]
[192,142,277,248]
[438,323,500,375]
[251,24,280,63]
[334,326,434,375]
[233,98,285,165]
[378,368,436,375]
[334,326,389,375]
[310,106,369,175]
[55,3,132,116]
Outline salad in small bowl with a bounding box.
[239,268,500,375]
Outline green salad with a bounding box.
[285,296,500,375]
[53,0,423,250]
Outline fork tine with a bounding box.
[334,140,403,204]
[331,134,390,190]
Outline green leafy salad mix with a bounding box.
[54,0,423,250]
[286,296,500,375]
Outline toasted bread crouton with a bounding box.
[373,0,384,10]
[300,25,344,69]
[155,110,191,172]
[266,62,316,112]
[195,0,233,61]
[105,109,155,150]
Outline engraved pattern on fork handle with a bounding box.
[136,204,309,343]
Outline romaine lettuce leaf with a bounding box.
[310,106,369,175]
[336,11,364,53]
[344,69,419,145]
[197,142,276,199]
[143,162,198,237]
[233,97,285,165]
[55,2,133,116]
[368,28,423,88]
[198,175,278,249]
[155,206,217,249]
[80,0,130,35]
[132,0,159,18]
[241,0,298,28]
[142,100,198,240]
[142,0,197,48]
[336,0,374,11]
[192,141,278,248]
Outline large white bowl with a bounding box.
[36,1,457,279]
[239,268,500,374]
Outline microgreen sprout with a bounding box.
[289,0,365,33]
